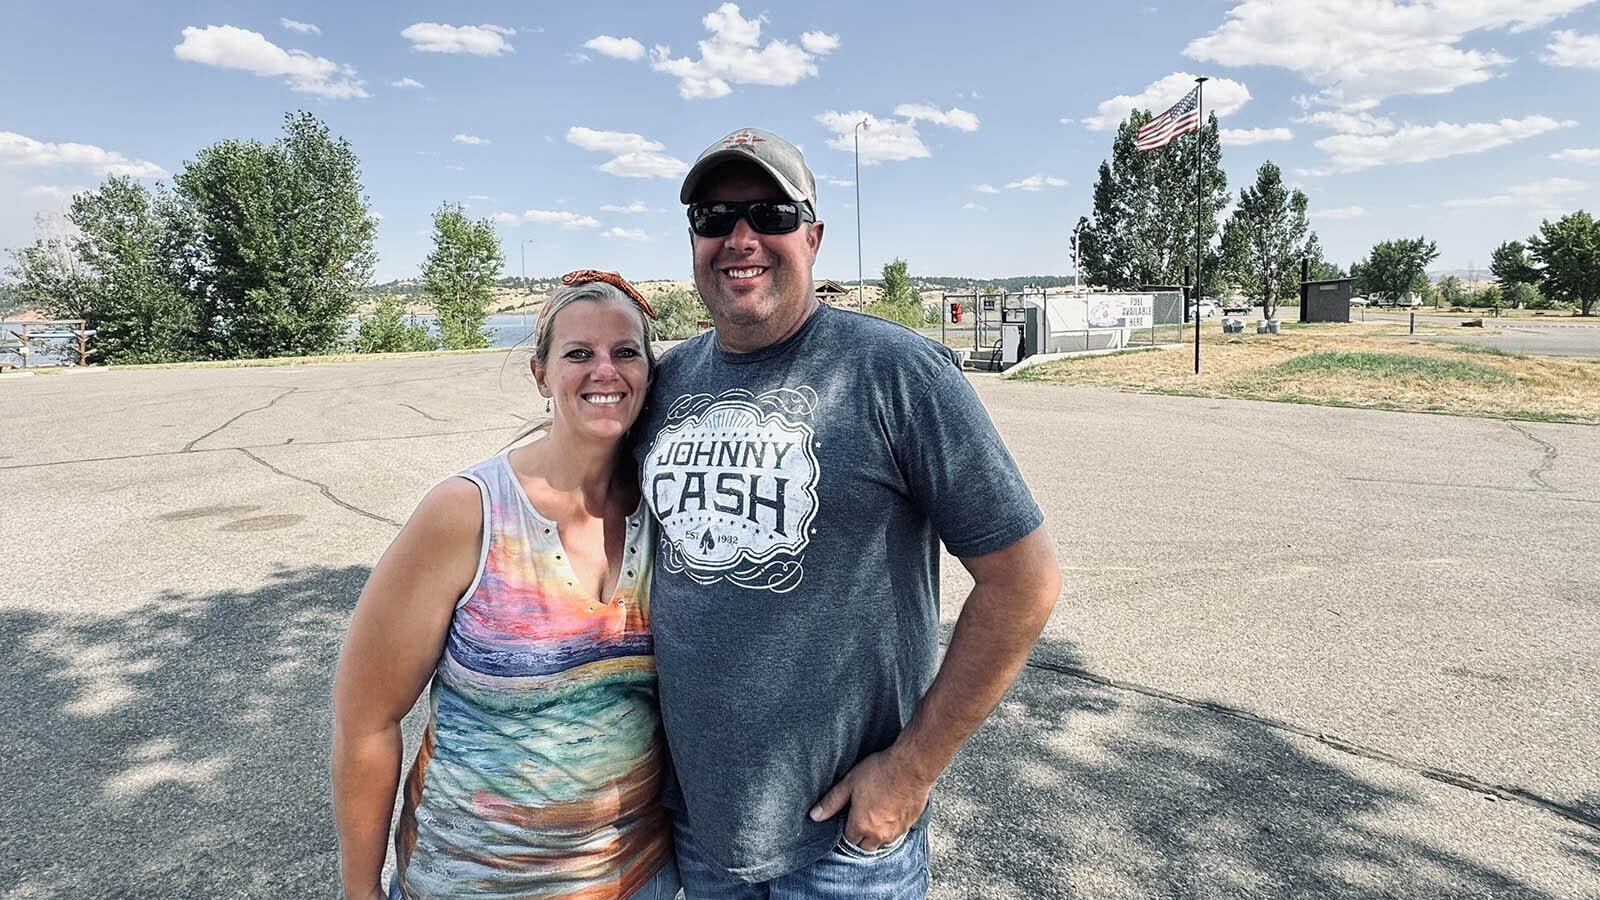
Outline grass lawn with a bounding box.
[1010,321,1600,425]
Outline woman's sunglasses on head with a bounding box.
[687,200,815,238]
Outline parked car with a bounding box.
[1188,299,1219,318]
[1221,298,1251,314]
[1349,296,1371,307]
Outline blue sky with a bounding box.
[3,1,1598,283]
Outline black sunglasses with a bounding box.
[687,200,815,237]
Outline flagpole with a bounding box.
[1194,75,1207,375]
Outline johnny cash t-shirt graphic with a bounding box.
[644,386,820,593]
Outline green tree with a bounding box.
[1436,275,1466,307]
[1353,237,1439,305]
[1219,161,1317,321]
[1527,210,1600,316]
[1489,240,1537,287]
[866,257,926,328]
[1080,111,1228,293]
[67,177,201,363]
[421,203,503,349]
[650,289,710,340]
[879,258,917,306]
[1308,259,1347,281]
[5,212,93,319]
[175,110,377,358]
[351,294,439,353]
[1504,281,1550,310]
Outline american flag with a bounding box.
[1134,85,1202,152]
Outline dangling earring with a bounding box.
[545,398,552,414]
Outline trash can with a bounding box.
[949,301,963,324]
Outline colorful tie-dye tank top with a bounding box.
[392,453,671,900]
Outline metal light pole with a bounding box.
[1072,221,1085,294]
[521,239,535,295]
[854,118,869,311]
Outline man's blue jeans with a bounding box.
[673,815,930,899]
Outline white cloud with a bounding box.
[1084,72,1249,131]
[494,209,601,228]
[1005,175,1068,191]
[820,176,853,187]
[402,23,515,56]
[816,112,928,164]
[963,202,986,211]
[1220,127,1293,146]
[973,183,999,194]
[1313,205,1366,220]
[566,127,689,179]
[1313,115,1574,173]
[391,77,424,89]
[1551,147,1600,164]
[893,103,980,133]
[801,31,840,54]
[25,184,89,201]
[602,227,650,241]
[445,164,464,171]
[1544,30,1600,69]
[0,131,168,178]
[1296,110,1394,135]
[601,201,654,213]
[1443,177,1587,209]
[1058,117,1074,125]
[1185,0,1594,110]
[279,18,320,35]
[649,3,837,99]
[468,194,492,201]
[585,35,646,61]
[452,134,489,145]
[173,25,367,99]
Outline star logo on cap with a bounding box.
[723,130,765,151]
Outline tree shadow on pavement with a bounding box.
[0,565,369,899]
[930,636,1586,900]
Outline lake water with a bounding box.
[4,313,542,368]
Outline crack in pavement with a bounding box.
[400,403,448,423]
[1508,423,1559,492]
[183,388,299,452]
[1021,656,1600,835]
[233,448,403,529]
[1346,475,1564,495]
[0,426,518,471]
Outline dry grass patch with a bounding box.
[1013,322,1600,424]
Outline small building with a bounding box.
[813,279,852,305]
[1301,277,1354,323]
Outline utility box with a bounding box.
[949,301,963,324]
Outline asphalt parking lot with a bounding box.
[1,354,1596,898]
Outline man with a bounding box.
[636,126,1061,898]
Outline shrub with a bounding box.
[352,294,440,353]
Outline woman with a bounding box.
[332,271,678,900]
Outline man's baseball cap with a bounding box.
[679,127,817,207]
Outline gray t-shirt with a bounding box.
[635,304,1043,882]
